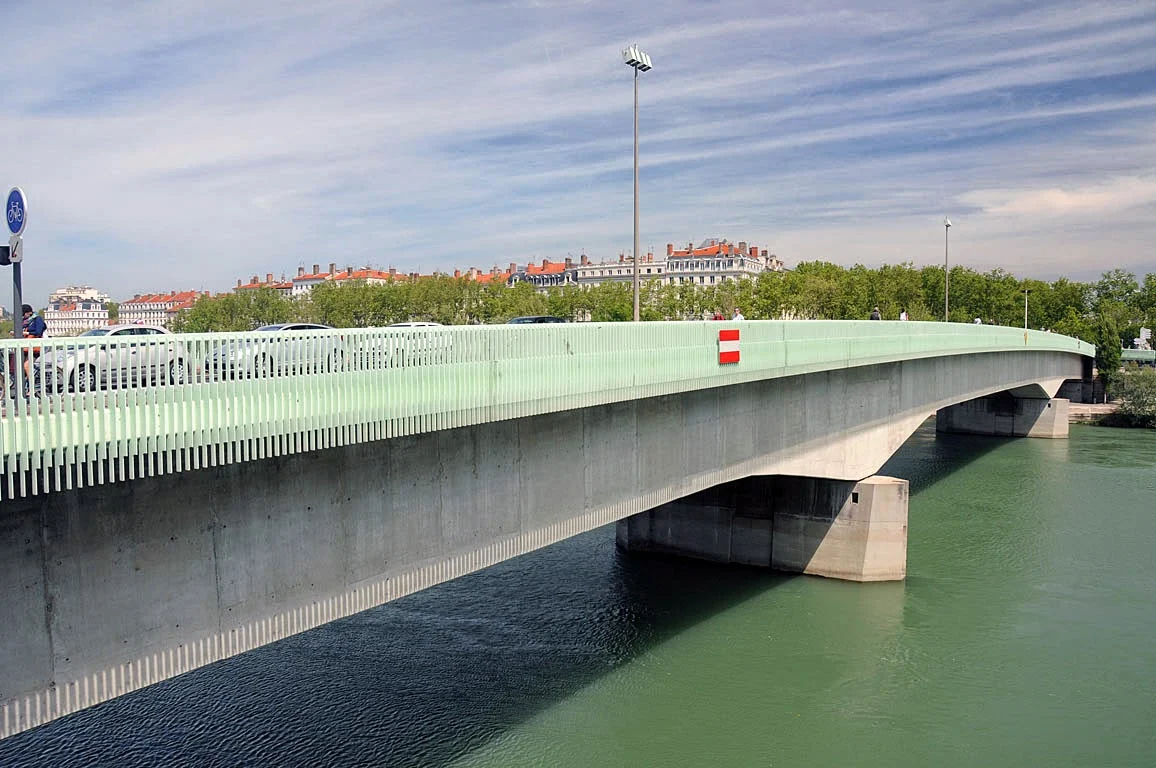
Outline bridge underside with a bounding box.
[0,350,1082,738]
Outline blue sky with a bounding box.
[2,0,1155,305]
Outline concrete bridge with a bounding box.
[0,321,1093,738]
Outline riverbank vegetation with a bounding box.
[172,263,1156,344]
[1103,366,1156,429]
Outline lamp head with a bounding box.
[944,217,952,228]
[622,45,653,71]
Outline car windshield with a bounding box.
[79,328,111,336]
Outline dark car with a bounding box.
[507,316,568,324]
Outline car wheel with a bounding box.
[169,359,188,385]
[72,365,97,393]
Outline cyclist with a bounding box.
[21,304,46,394]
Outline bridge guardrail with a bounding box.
[0,322,1093,500]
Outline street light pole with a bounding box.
[623,45,652,323]
[633,65,639,322]
[1024,288,1031,330]
[943,217,952,322]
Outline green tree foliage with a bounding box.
[171,288,295,332]
[1114,365,1156,428]
[1095,314,1123,393]
[166,267,1155,361]
[105,301,119,324]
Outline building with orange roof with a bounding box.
[120,290,205,328]
[507,258,577,290]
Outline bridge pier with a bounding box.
[616,475,908,582]
[935,394,1069,438]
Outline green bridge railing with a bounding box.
[1122,348,1156,364]
[0,322,1093,500]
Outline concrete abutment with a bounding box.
[616,474,909,582]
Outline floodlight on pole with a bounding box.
[623,44,653,322]
[943,217,952,323]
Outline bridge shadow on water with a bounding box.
[2,422,1013,768]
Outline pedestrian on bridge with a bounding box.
[870,307,882,320]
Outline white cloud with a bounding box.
[961,177,1156,217]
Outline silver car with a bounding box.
[206,323,345,379]
[40,324,190,392]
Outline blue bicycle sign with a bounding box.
[6,187,27,237]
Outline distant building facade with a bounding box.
[120,291,204,328]
[44,286,112,336]
[573,239,783,289]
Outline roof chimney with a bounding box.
[738,241,747,253]
[541,258,549,269]
[761,249,768,258]
[235,280,241,288]
[564,257,573,269]
[454,269,461,278]
[581,253,589,266]
[667,243,674,256]
[298,266,305,277]
[328,263,336,275]
[647,251,653,263]
[389,267,397,277]
[750,246,758,258]
[312,264,320,275]
[266,273,273,283]
[508,262,517,274]
[346,265,353,276]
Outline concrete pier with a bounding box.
[616,475,909,582]
[936,395,1069,438]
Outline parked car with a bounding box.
[507,316,567,324]
[39,324,190,392]
[352,322,454,368]
[206,323,345,379]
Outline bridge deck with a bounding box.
[0,322,1092,500]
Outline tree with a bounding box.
[105,301,119,324]
[1115,366,1156,428]
[1095,314,1122,396]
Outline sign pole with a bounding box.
[12,261,22,339]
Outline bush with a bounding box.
[1114,366,1156,428]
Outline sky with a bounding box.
[1,0,1154,306]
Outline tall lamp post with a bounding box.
[943,216,952,322]
[1023,287,1031,329]
[623,44,652,322]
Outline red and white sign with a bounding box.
[718,329,740,364]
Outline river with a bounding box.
[3,422,1155,767]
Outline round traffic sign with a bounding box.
[6,187,27,237]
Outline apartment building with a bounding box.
[44,286,111,336]
[120,291,204,328]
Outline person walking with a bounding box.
[732,307,745,321]
[869,306,882,320]
[899,308,909,321]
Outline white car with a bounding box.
[40,324,189,392]
[206,323,345,379]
